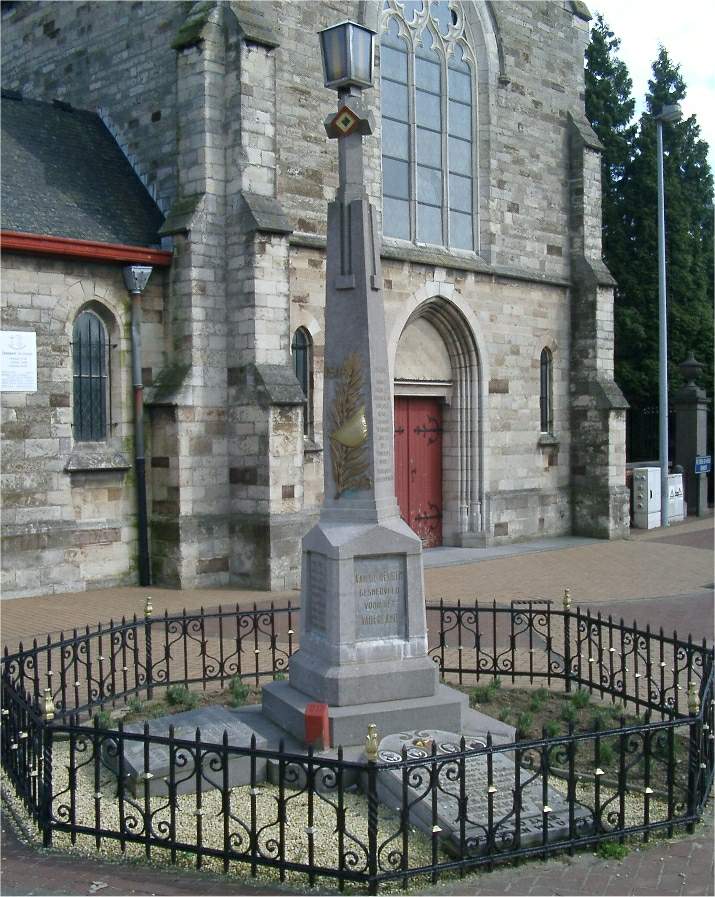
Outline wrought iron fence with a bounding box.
[2,600,713,894]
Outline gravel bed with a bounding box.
[14,743,441,892]
[1,743,679,894]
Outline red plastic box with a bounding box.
[304,702,330,749]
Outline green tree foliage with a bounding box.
[586,30,714,409]
[585,16,636,283]
[621,48,713,405]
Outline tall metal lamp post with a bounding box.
[655,103,682,527]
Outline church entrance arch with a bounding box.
[393,297,484,546]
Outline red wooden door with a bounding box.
[394,396,443,547]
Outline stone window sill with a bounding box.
[64,446,131,474]
[537,433,560,449]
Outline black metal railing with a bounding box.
[2,600,713,894]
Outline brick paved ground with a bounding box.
[1,514,713,895]
[1,805,712,896]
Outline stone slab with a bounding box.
[115,706,268,796]
[262,681,468,747]
[375,729,593,856]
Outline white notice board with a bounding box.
[0,331,38,392]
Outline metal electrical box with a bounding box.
[667,473,685,523]
[633,467,661,529]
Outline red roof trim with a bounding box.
[0,230,172,266]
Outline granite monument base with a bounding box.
[288,517,435,705]
[262,680,468,748]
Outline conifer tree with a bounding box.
[585,15,636,284]
[619,48,713,407]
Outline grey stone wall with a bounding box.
[0,1,627,597]
[1,253,166,598]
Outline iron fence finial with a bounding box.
[563,588,571,611]
[688,682,700,715]
[41,687,55,722]
[365,723,379,762]
[144,596,153,619]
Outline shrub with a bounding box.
[544,720,560,738]
[561,702,578,723]
[529,688,549,711]
[273,671,286,681]
[599,741,616,767]
[471,684,495,704]
[516,711,534,739]
[228,677,250,707]
[596,840,628,860]
[166,684,199,710]
[498,709,513,724]
[571,689,590,710]
[93,709,112,729]
[471,677,502,706]
[127,697,145,714]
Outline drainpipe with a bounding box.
[122,265,154,586]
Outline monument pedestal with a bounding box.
[262,516,469,745]
[263,681,467,748]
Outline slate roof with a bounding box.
[1,93,164,247]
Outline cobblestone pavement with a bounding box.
[1,514,713,896]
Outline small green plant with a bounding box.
[596,840,629,860]
[166,684,199,710]
[599,742,616,766]
[571,689,590,710]
[529,688,549,711]
[544,720,560,738]
[228,677,250,708]
[515,711,534,739]
[93,709,112,729]
[498,708,513,724]
[470,677,502,706]
[561,702,578,723]
[471,684,495,704]
[273,671,286,681]
[127,696,145,714]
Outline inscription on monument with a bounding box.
[354,554,406,640]
[372,370,392,484]
[308,554,327,634]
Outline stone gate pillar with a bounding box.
[673,353,710,517]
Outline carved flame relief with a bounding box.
[330,353,372,498]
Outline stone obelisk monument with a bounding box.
[263,34,466,746]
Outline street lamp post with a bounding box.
[655,103,681,527]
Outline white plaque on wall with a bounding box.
[0,331,38,392]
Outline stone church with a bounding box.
[0,0,628,599]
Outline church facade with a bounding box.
[0,0,629,599]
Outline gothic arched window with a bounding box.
[291,327,313,436]
[540,348,553,434]
[380,0,475,251]
[72,309,109,442]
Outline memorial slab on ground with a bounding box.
[115,707,268,796]
[376,729,593,856]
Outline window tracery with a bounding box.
[380,0,476,251]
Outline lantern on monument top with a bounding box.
[319,20,376,92]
